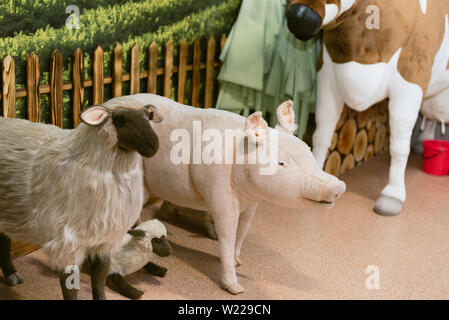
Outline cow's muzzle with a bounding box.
[286,4,322,41]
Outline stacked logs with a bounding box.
[324,99,390,176]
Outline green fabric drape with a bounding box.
[215,0,320,139]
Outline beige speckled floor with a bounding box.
[1,154,448,300]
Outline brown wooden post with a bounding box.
[130,43,140,95]
[191,38,201,107]
[219,34,227,91]
[113,45,123,98]
[177,39,188,104]
[204,37,216,108]
[50,50,63,127]
[26,52,40,122]
[93,46,104,105]
[147,42,158,94]
[220,34,227,52]
[2,55,16,118]
[72,48,84,127]
[163,40,173,98]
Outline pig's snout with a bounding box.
[321,180,346,203]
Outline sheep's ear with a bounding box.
[275,100,298,134]
[245,111,268,145]
[145,104,163,123]
[80,105,109,126]
[128,229,146,239]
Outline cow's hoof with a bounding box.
[205,221,218,240]
[223,282,244,295]
[374,195,403,216]
[5,272,25,286]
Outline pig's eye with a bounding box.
[148,111,154,121]
[278,161,287,167]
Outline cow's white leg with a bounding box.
[312,58,345,168]
[234,203,258,267]
[208,195,243,294]
[374,78,423,216]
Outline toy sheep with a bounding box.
[0,100,162,300]
[106,219,171,300]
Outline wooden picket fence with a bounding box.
[1,35,227,128]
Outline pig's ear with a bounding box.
[275,100,298,135]
[245,111,268,145]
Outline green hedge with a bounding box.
[0,0,229,82]
[0,0,141,37]
[7,0,241,126]
[113,0,241,72]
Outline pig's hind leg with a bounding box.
[0,233,25,286]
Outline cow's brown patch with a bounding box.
[321,0,448,92]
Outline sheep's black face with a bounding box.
[112,106,161,158]
[151,236,172,257]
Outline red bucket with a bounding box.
[422,140,449,176]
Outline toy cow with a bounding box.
[287,0,449,215]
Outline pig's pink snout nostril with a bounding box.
[322,180,346,202]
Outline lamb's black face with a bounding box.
[151,236,172,257]
[112,106,160,158]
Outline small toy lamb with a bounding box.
[107,219,171,300]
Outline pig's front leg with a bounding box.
[234,203,258,267]
[208,195,242,295]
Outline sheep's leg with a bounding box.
[59,269,78,300]
[0,233,24,286]
[234,203,258,267]
[90,255,110,300]
[143,261,167,277]
[106,273,144,300]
